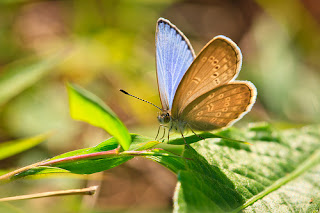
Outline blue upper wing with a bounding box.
[156,18,195,110]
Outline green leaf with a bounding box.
[0,53,64,106]
[7,122,320,212]
[11,134,185,179]
[172,123,320,212]
[67,83,131,150]
[12,134,156,179]
[15,167,72,177]
[144,143,187,173]
[0,132,51,160]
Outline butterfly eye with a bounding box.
[163,113,171,123]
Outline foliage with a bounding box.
[0,53,65,106]
[173,124,320,212]
[1,85,319,212]
[0,133,50,160]
[67,83,131,150]
[0,1,319,212]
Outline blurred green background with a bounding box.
[0,0,320,212]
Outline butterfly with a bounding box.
[121,18,257,143]
[155,18,257,140]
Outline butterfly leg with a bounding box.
[159,126,166,140]
[178,127,192,148]
[188,124,205,140]
[155,125,167,141]
[165,124,175,143]
[155,125,161,140]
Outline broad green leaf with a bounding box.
[0,53,64,106]
[0,132,51,160]
[172,124,320,212]
[67,83,131,150]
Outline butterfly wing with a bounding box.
[156,18,195,110]
[180,82,257,131]
[172,35,242,117]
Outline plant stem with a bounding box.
[0,186,98,202]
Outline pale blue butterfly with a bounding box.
[122,18,257,141]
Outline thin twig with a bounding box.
[0,186,99,202]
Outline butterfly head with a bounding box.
[157,110,172,124]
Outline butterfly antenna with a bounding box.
[120,89,162,111]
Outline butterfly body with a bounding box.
[155,18,257,138]
[158,110,187,133]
